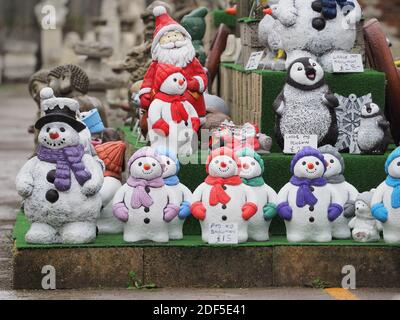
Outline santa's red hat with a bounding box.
[152,6,192,53]
[153,63,184,91]
[206,147,241,174]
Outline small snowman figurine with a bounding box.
[349,191,382,243]
[147,64,200,157]
[277,147,343,242]
[112,147,180,243]
[157,148,193,240]
[16,88,104,244]
[371,147,400,244]
[191,147,258,244]
[95,141,126,234]
[236,148,278,241]
[319,145,359,239]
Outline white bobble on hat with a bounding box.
[153,5,167,17]
[40,87,55,101]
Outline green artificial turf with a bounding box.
[119,126,147,150]
[222,63,387,153]
[14,212,399,250]
[212,9,237,29]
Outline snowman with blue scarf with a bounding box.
[277,147,343,242]
[236,148,278,241]
[371,147,400,244]
[157,148,192,240]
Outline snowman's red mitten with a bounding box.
[164,203,180,223]
[140,93,152,109]
[187,79,200,92]
[191,201,206,221]
[113,203,129,222]
[152,119,170,136]
[242,202,258,221]
[191,117,201,132]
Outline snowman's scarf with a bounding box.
[326,173,345,185]
[164,174,180,186]
[155,92,189,124]
[290,176,327,208]
[241,176,265,187]
[37,145,91,191]
[127,176,165,209]
[205,175,242,206]
[385,175,400,209]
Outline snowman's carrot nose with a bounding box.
[143,164,151,171]
[178,79,185,86]
[220,162,227,168]
[243,163,250,170]
[49,132,59,140]
[307,163,315,170]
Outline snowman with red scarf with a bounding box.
[147,63,200,156]
[191,147,258,243]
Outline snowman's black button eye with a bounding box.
[174,78,177,82]
[215,160,219,164]
[167,161,170,165]
[251,162,256,166]
[302,161,306,166]
[46,128,50,133]
[229,160,233,164]
[330,159,334,163]
[298,67,303,71]
[60,127,65,132]
[138,162,143,167]
[152,163,156,167]
[316,162,320,166]
[397,162,400,167]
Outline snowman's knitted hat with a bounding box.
[95,141,126,180]
[385,147,400,174]
[128,147,166,173]
[355,191,374,207]
[318,144,345,173]
[290,147,326,174]
[35,87,86,132]
[152,6,191,54]
[155,147,181,172]
[236,148,265,173]
[154,64,183,91]
[206,147,241,174]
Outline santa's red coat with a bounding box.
[139,58,208,117]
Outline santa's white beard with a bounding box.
[153,39,196,68]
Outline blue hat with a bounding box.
[290,147,326,174]
[155,147,181,172]
[385,147,400,175]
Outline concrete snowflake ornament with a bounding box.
[334,93,372,152]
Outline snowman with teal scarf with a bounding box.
[236,148,278,241]
[371,147,400,244]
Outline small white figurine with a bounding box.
[371,147,400,244]
[277,147,343,242]
[191,147,258,244]
[16,88,104,244]
[112,147,180,243]
[157,148,192,240]
[349,191,382,242]
[236,148,278,241]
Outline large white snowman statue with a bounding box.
[272,0,362,71]
[16,88,104,244]
[191,147,258,244]
[277,147,343,242]
[371,147,400,244]
[147,64,200,157]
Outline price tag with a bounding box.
[245,51,264,71]
[283,134,318,154]
[332,53,364,73]
[208,223,238,245]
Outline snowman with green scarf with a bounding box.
[371,147,400,244]
[157,148,192,240]
[236,148,278,241]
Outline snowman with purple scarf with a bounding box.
[156,148,192,240]
[277,147,343,242]
[16,88,104,244]
[371,147,400,244]
[112,147,181,243]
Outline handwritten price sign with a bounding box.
[208,223,239,245]
[283,134,318,154]
[332,53,364,73]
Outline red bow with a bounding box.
[155,92,189,123]
[205,175,242,206]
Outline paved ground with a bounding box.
[1,84,400,300]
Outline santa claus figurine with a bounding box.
[139,6,208,119]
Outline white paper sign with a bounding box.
[208,223,238,245]
[332,53,364,73]
[284,134,318,154]
[245,51,264,71]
